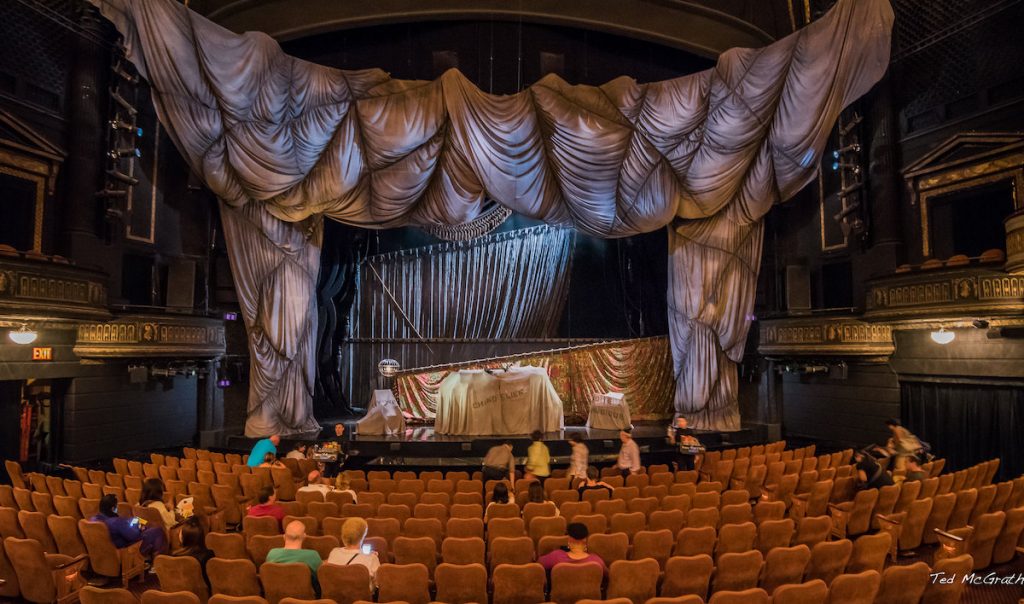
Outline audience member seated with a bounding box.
[174,518,212,582]
[258,453,286,468]
[286,444,308,460]
[91,494,168,556]
[267,521,322,593]
[140,478,177,526]
[538,522,607,575]
[334,474,358,503]
[577,466,613,495]
[247,435,281,467]
[248,486,286,526]
[326,517,380,589]
[854,449,894,489]
[527,481,559,514]
[485,482,511,522]
[297,471,332,496]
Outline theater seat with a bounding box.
[207,558,261,597]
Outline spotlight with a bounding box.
[832,162,861,174]
[8,324,37,345]
[109,148,141,159]
[930,328,955,345]
[223,312,238,321]
[831,144,861,159]
[109,119,143,137]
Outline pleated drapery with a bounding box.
[89,0,893,435]
[396,337,675,421]
[354,225,572,341]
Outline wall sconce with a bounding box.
[930,327,955,345]
[8,324,38,345]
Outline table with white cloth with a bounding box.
[435,366,565,435]
[356,389,407,435]
[586,392,632,431]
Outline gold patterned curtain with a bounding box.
[396,337,674,421]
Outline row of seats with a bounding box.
[67,547,978,604]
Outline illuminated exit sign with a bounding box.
[32,347,52,361]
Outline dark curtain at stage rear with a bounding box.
[902,381,1024,481]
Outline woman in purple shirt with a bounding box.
[537,522,607,576]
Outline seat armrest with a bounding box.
[933,528,964,542]
[55,554,89,570]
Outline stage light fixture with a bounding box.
[972,319,989,329]
[8,324,37,345]
[109,148,141,159]
[930,328,955,345]
[223,312,238,321]
[110,119,143,137]
[832,161,861,174]
[831,144,861,158]
[106,169,139,186]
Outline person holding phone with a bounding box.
[326,517,379,590]
[90,494,167,556]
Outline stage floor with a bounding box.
[227,420,760,471]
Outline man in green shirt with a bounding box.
[266,520,322,594]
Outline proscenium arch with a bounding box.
[192,0,777,59]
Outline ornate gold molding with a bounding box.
[0,255,109,321]
[864,268,1024,321]
[74,314,226,358]
[759,317,894,357]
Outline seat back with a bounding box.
[492,562,547,604]
[376,562,431,604]
[207,558,261,597]
[770,579,827,604]
[79,519,122,578]
[607,557,660,604]
[434,563,488,604]
[760,544,811,594]
[876,561,930,604]
[259,562,315,604]
[206,532,248,560]
[154,555,210,603]
[549,560,604,604]
[140,591,201,604]
[662,554,713,599]
[712,550,764,593]
[827,570,880,604]
[81,586,140,604]
[317,562,372,604]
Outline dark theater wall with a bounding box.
[62,366,197,462]
[779,363,901,449]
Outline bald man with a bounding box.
[266,520,322,593]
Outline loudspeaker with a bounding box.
[166,260,196,309]
[785,265,811,313]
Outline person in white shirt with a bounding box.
[616,429,641,477]
[326,517,379,589]
[297,470,333,496]
[285,443,308,460]
[333,473,358,504]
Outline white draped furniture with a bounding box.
[435,367,564,435]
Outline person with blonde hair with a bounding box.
[333,473,359,503]
[326,517,379,588]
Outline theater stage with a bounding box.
[228,421,760,471]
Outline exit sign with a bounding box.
[32,347,52,361]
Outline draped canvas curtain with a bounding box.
[89,0,892,436]
[355,225,572,340]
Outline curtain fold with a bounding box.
[395,337,674,421]
[356,225,572,340]
[89,0,893,436]
[219,202,323,436]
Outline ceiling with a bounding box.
[186,0,788,58]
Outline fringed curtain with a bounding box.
[355,225,572,340]
[89,0,892,436]
[396,336,674,420]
